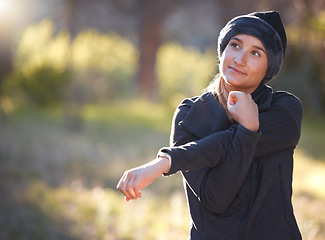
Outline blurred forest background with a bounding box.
[0,0,325,239]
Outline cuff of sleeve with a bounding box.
[237,123,262,141]
[157,151,172,176]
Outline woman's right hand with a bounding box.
[227,91,259,132]
[116,157,170,201]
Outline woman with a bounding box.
[117,11,302,239]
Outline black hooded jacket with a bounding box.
[160,84,302,240]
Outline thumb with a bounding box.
[228,91,239,106]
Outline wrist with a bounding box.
[157,153,171,174]
[244,120,259,132]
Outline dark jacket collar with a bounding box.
[251,84,273,112]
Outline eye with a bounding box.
[230,42,240,49]
[251,50,260,57]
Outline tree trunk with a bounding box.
[0,11,14,121]
[137,1,163,100]
[137,0,176,101]
[0,14,13,88]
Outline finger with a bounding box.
[228,91,241,105]
[228,96,236,106]
[126,176,139,200]
[116,171,130,193]
[116,172,127,189]
[132,179,142,198]
[117,172,134,201]
[117,183,133,201]
[227,95,237,111]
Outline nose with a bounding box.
[234,52,247,66]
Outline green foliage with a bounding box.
[157,42,217,108]
[9,20,219,109]
[16,20,70,74]
[10,20,71,106]
[9,20,139,107]
[70,30,138,99]
[12,65,70,106]
[71,30,137,74]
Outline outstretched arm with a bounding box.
[116,157,170,201]
[116,92,260,201]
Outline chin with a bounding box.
[224,77,243,88]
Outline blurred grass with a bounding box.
[0,102,324,239]
[82,100,173,132]
[299,114,325,161]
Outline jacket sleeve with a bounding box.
[161,98,238,175]
[161,97,261,214]
[161,95,262,176]
[254,93,303,157]
[162,92,302,175]
[182,125,261,214]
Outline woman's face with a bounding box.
[219,34,268,94]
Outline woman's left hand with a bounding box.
[227,91,259,132]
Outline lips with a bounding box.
[229,66,246,75]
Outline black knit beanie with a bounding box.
[218,11,287,83]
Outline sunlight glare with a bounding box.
[0,0,9,11]
[0,0,13,17]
